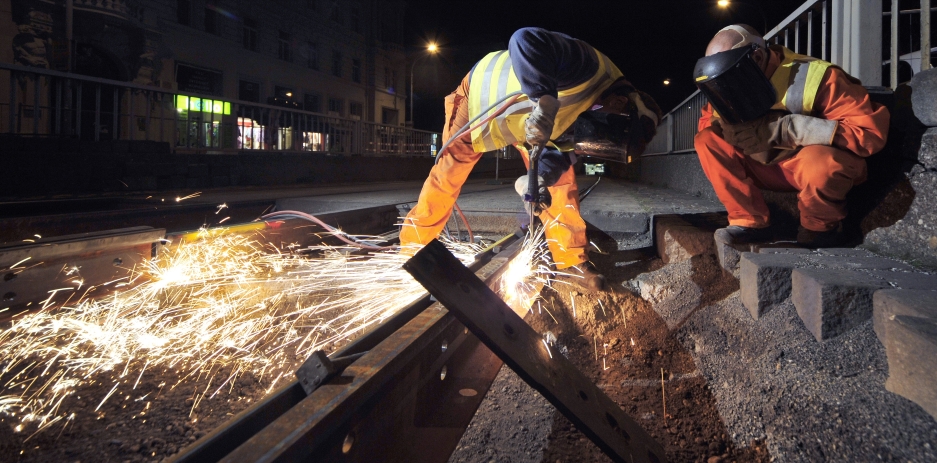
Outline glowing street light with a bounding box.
[410,42,439,127]
[718,0,730,7]
[663,79,671,86]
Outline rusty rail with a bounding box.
[171,232,521,463]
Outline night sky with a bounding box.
[404,0,807,131]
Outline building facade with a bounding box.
[1,0,408,125]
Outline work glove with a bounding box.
[514,175,551,215]
[525,95,560,146]
[723,112,838,156]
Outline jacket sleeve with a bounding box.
[813,67,890,157]
[508,27,600,100]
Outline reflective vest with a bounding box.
[467,47,623,153]
[768,46,836,115]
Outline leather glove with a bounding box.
[525,95,560,146]
[772,114,838,149]
[724,112,838,156]
[514,175,551,215]
[722,111,786,155]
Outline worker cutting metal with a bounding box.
[400,27,662,291]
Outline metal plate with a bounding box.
[403,239,666,463]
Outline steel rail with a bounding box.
[171,231,521,463]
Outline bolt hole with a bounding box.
[503,324,515,337]
[459,282,470,293]
[578,390,588,401]
[441,340,448,352]
[341,432,355,454]
[113,258,123,266]
[440,365,447,381]
[606,412,630,440]
[2,292,15,301]
[3,273,16,282]
[647,450,662,463]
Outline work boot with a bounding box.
[713,225,772,245]
[797,225,848,248]
[553,262,606,292]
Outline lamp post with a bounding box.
[409,43,438,127]
[717,0,768,36]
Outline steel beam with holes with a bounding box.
[404,239,666,463]
[171,234,521,463]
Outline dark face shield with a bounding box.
[568,110,654,162]
[693,44,777,124]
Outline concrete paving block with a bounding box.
[873,289,937,341]
[755,246,813,254]
[792,268,891,341]
[803,255,914,271]
[715,240,751,278]
[740,252,804,319]
[654,216,714,264]
[869,271,937,291]
[874,290,937,421]
[816,248,876,257]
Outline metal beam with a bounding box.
[404,239,666,463]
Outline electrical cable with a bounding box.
[431,91,524,242]
[261,211,394,251]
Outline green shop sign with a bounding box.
[175,95,232,115]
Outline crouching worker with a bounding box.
[400,27,662,291]
[693,25,889,248]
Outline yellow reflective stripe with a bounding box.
[802,60,832,114]
[482,52,512,150]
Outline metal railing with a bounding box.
[0,62,440,157]
[644,0,934,156]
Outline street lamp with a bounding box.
[717,0,768,35]
[409,42,438,127]
[663,78,671,86]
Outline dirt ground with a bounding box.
[451,230,770,463]
[0,356,305,462]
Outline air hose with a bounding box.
[267,92,529,251]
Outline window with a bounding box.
[242,18,258,51]
[306,42,318,70]
[177,0,191,25]
[239,80,260,102]
[204,7,218,34]
[331,51,342,77]
[382,108,399,125]
[328,98,344,116]
[274,86,294,100]
[352,59,361,83]
[349,101,363,118]
[384,67,391,89]
[391,70,398,90]
[304,93,321,113]
[351,7,360,33]
[330,5,343,24]
[278,30,293,62]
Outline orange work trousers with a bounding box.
[399,77,589,269]
[694,127,867,232]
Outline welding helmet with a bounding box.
[693,43,777,124]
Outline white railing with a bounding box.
[0,62,440,157]
[644,0,934,156]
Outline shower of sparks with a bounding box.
[0,228,480,435]
[498,226,554,312]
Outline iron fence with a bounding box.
[0,62,439,157]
